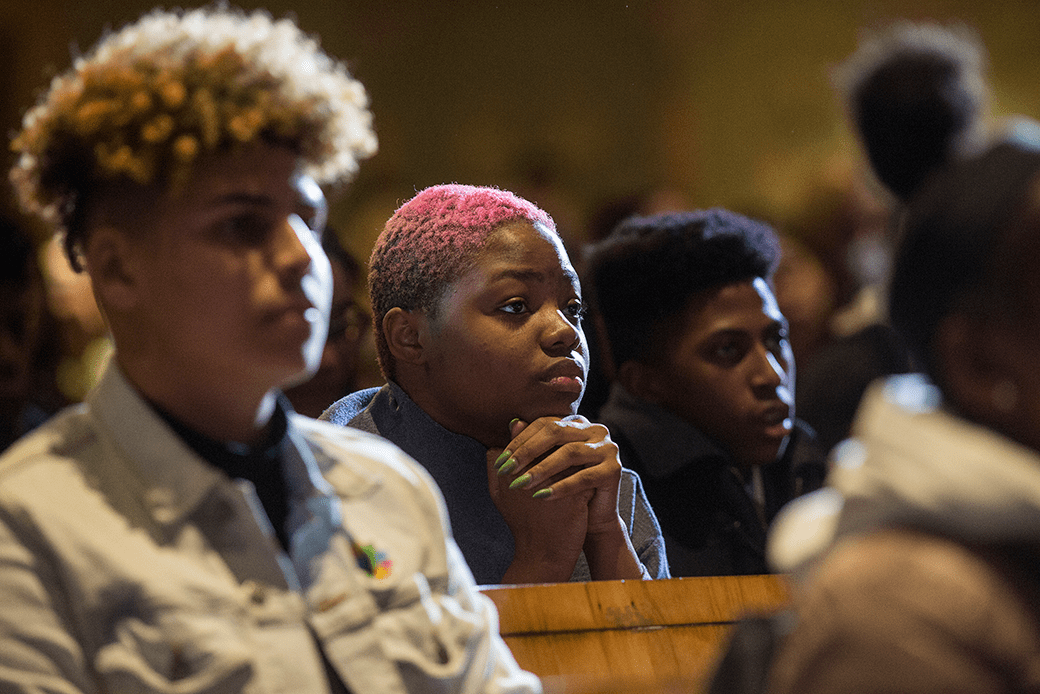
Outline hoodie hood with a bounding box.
[769,373,1040,579]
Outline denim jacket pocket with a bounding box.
[94,614,253,694]
[93,585,331,694]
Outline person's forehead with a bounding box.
[480,221,576,277]
[173,144,306,201]
[751,277,783,315]
[681,279,784,333]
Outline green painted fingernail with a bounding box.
[509,417,520,428]
[509,473,532,490]
[494,450,512,468]
[497,459,517,476]
[532,488,553,500]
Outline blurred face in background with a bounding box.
[644,277,795,470]
[0,274,44,406]
[284,252,370,417]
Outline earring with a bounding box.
[992,379,1019,413]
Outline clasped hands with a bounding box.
[487,416,641,583]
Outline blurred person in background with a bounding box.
[584,208,826,577]
[284,228,373,418]
[767,22,1040,693]
[0,215,66,452]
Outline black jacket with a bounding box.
[598,383,827,576]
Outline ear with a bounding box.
[81,225,143,311]
[383,307,427,365]
[935,313,1015,423]
[616,359,668,404]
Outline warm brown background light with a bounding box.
[3,0,1039,276]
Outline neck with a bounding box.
[394,376,506,449]
[116,352,279,445]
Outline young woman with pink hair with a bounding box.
[322,184,668,585]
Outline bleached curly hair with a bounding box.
[11,5,378,270]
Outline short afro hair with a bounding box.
[11,5,377,270]
[836,21,987,201]
[368,183,555,379]
[583,208,780,369]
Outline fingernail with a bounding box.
[497,459,517,476]
[509,417,520,429]
[494,450,512,468]
[509,473,532,490]
[532,488,553,500]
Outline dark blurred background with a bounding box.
[3,0,1039,292]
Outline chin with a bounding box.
[280,372,309,390]
[752,441,788,468]
[273,353,319,390]
[552,391,585,413]
[534,403,582,422]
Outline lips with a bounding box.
[265,298,316,322]
[541,359,586,394]
[759,403,793,438]
[261,301,321,344]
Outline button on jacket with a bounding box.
[0,365,540,694]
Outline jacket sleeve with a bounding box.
[620,468,670,579]
[442,540,544,694]
[767,531,1039,694]
[0,509,94,694]
[334,435,543,694]
[411,458,542,694]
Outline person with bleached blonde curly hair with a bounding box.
[11,4,376,271]
[0,6,540,694]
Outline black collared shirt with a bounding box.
[151,396,292,551]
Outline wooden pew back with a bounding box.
[480,574,791,693]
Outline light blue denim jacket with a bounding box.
[0,364,539,694]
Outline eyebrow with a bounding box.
[708,317,788,339]
[203,192,276,209]
[490,267,581,286]
[203,191,326,217]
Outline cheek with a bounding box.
[164,248,237,297]
[478,339,525,374]
[685,371,747,420]
[577,330,591,371]
[303,246,334,314]
[431,329,494,379]
[781,345,796,381]
[671,357,720,396]
[458,317,521,364]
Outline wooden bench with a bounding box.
[480,574,791,693]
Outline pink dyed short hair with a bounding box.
[369,183,556,378]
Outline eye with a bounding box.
[563,299,587,323]
[764,325,790,355]
[715,342,741,361]
[500,299,528,315]
[706,336,748,366]
[217,212,274,247]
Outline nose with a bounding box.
[749,343,786,394]
[272,214,318,287]
[541,307,582,355]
